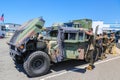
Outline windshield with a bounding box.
[41,31,46,36]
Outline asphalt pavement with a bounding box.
[0,37,120,80]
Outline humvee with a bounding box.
[8,17,98,77]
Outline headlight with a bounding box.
[19,44,24,50]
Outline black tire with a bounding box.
[23,51,50,77]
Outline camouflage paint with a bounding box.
[64,41,88,60]
[15,18,45,47]
[43,19,92,63]
[10,18,92,63]
[73,19,92,29]
[47,28,90,63]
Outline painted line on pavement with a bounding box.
[95,55,120,65]
[40,55,120,80]
[40,72,67,80]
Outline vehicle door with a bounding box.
[64,32,80,59]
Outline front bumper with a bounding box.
[9,45,21,60]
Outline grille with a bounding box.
[11,45,15,50]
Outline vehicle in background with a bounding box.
[0,25,6,38]
[115,30,120,48]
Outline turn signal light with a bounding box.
[19,45,24,49]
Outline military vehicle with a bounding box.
[0,25,6,38]
[115,30,120,48]
[8,17,98,77]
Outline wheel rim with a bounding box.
[31,58,44,70]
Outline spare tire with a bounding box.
[23,51,50,77]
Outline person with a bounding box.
[108,33,116,54]
[98,34,103,58]
[95,34,101,60]
[83,28,95,70]
[101,32,108,59]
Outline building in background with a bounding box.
[92,21,120,34]
[92,21,104,34]
[102,23,120,34]
[0,23,21,37]
[5,23,21,32]
[1,20,120,37]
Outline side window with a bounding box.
[64,33,76,40]
[50,30,58,37]
[64,33,68,40]
[74,24,82,28]
[41,31,46,36]
[79,32,84,40]
[69,33,76,40]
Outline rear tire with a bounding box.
[23,51,50,77]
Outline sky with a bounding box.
[0,0,120,26]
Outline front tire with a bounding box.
[14,55,23,64]
[23,51,50,77]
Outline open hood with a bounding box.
[9,17,45,47]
